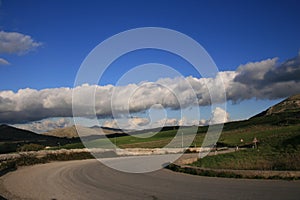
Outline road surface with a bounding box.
[1,159,300,200]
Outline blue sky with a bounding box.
[0,0,300,131]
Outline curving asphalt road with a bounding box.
[1,159,300,200]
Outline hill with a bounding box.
[253,94,300,117]
[248,94,300,126]
[44,125,97,138]
[0,125,80,153]
[43,125,125,138]
[266,94,300,115]
[0,124,45,142]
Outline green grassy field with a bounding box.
[191,124,300,170]
[64,127,203,149]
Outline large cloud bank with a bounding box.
[1,53,300,124]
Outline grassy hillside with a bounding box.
[190,94,300,171]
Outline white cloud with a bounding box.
[235,58,277,82]
[0,58,9,65]
[178,117,198,126]
[128,117,150,128]
[0,31,42,54]
[209,107,230,125]
[103,117,150,130]
[198,107,230,126]
[1,53,300,124]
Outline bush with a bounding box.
[0,160,17,176]
[17,143,45,152]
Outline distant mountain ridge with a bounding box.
[43,125,125,138]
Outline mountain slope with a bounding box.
[0,124,42,141]
[0,124,80,153]
[248,94,300,125]
[0,124,60,142]
[254,94,300,117]
[266,94,300,115]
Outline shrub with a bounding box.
[17,143,45,152]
